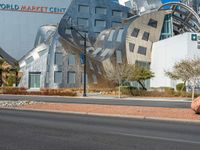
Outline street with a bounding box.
[0,95,191,108]
[0,109,200,150]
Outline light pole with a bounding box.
[70,27,87,97]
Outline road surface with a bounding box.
[0,95,191,108]
[0,109,199,150]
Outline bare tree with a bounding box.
[166,58,200,100]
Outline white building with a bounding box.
[0,0,71,60]
[151,32,200,89]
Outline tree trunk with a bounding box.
[181,81,186,92]
[137,80,147,90]
[192,85,195,101]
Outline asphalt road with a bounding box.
[0,95,191,108]
[0,109,200,150]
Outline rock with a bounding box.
[191,97,200,114]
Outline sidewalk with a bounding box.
[16,102,200,122]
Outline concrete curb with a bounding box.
[6,107,200,124]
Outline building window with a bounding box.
[116,50,123,64]
[112,10,122,17]
[95,7,107,15]
[148,19,158,28]
[68,54,76,65]
[198,45,200,49]
[38,49,48,57]
[95,19,106,27]
[138,46,147,55]
[78,5,89,13]
[129,43,135,52]
[108,30,115,41]
[112,22,121,27]
[116,29,124,42]
[67,71,76,84]
[29,72,41,89]
[54,53,63,66]
[92,74,97,84]
[54,71,62,84]
[131,28,140,37]
[78,18,88,27]
[142,32,150,41]
[26,56,34,65]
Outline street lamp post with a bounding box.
[70,27,87,97]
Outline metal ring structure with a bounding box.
[158,2,200,33]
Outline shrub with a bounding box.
[176,83,186,92]
[40,88,77,96]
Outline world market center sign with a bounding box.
[0,3,66,14]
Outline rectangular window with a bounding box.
[54,53,63,66]
[116,50,123,64]
[92,74,97,84]
[116,29,124,42]
[129,43,135,52]
[108,30,115,41]
[68,54,76,65]
[54,71,62,84]
[78,5,89,13]
[142,32,150,41]
[29,72,41,89]
[131,28,140,37]
[67,71,76,84]
[148,19,158,28]
[78,18,88,27]
[138,46,147,55]
[112,22,121,27]
[95,7,107,15]
[38,49,48,57]
[112,10,122,17]
[26,56,34,65]
[95,20,106,27]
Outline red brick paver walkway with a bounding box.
[18,103,200,121]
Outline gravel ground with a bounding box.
[0,101,37,108]
[18,103,200,121]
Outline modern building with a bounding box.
[0,0,71,60]
[18,0,200,90]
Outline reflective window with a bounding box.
[138,46,147,55]
[112,22,121,27]
[112,10,122,17]
[54,53,63,66]
[95,7,107,15]
[92,74,98,84]
[67,71,76,84]
[54,71,62,84]
[38,49,48,57]
[116,50,123,64]
[95,20,106,27]
[116,29,124,42]
[29,72,41,89]
[68,54,76,65]
[78,5,89,13]
[129,43,135,52]
[142,32,150,41]
[108,30,115,41]
[131,28,140,37]
[148,19,158,28]
[78,18,88,27]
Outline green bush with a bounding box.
[176,83,186,92]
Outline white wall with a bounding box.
[150,33,200,89]
[0,0,71,60]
